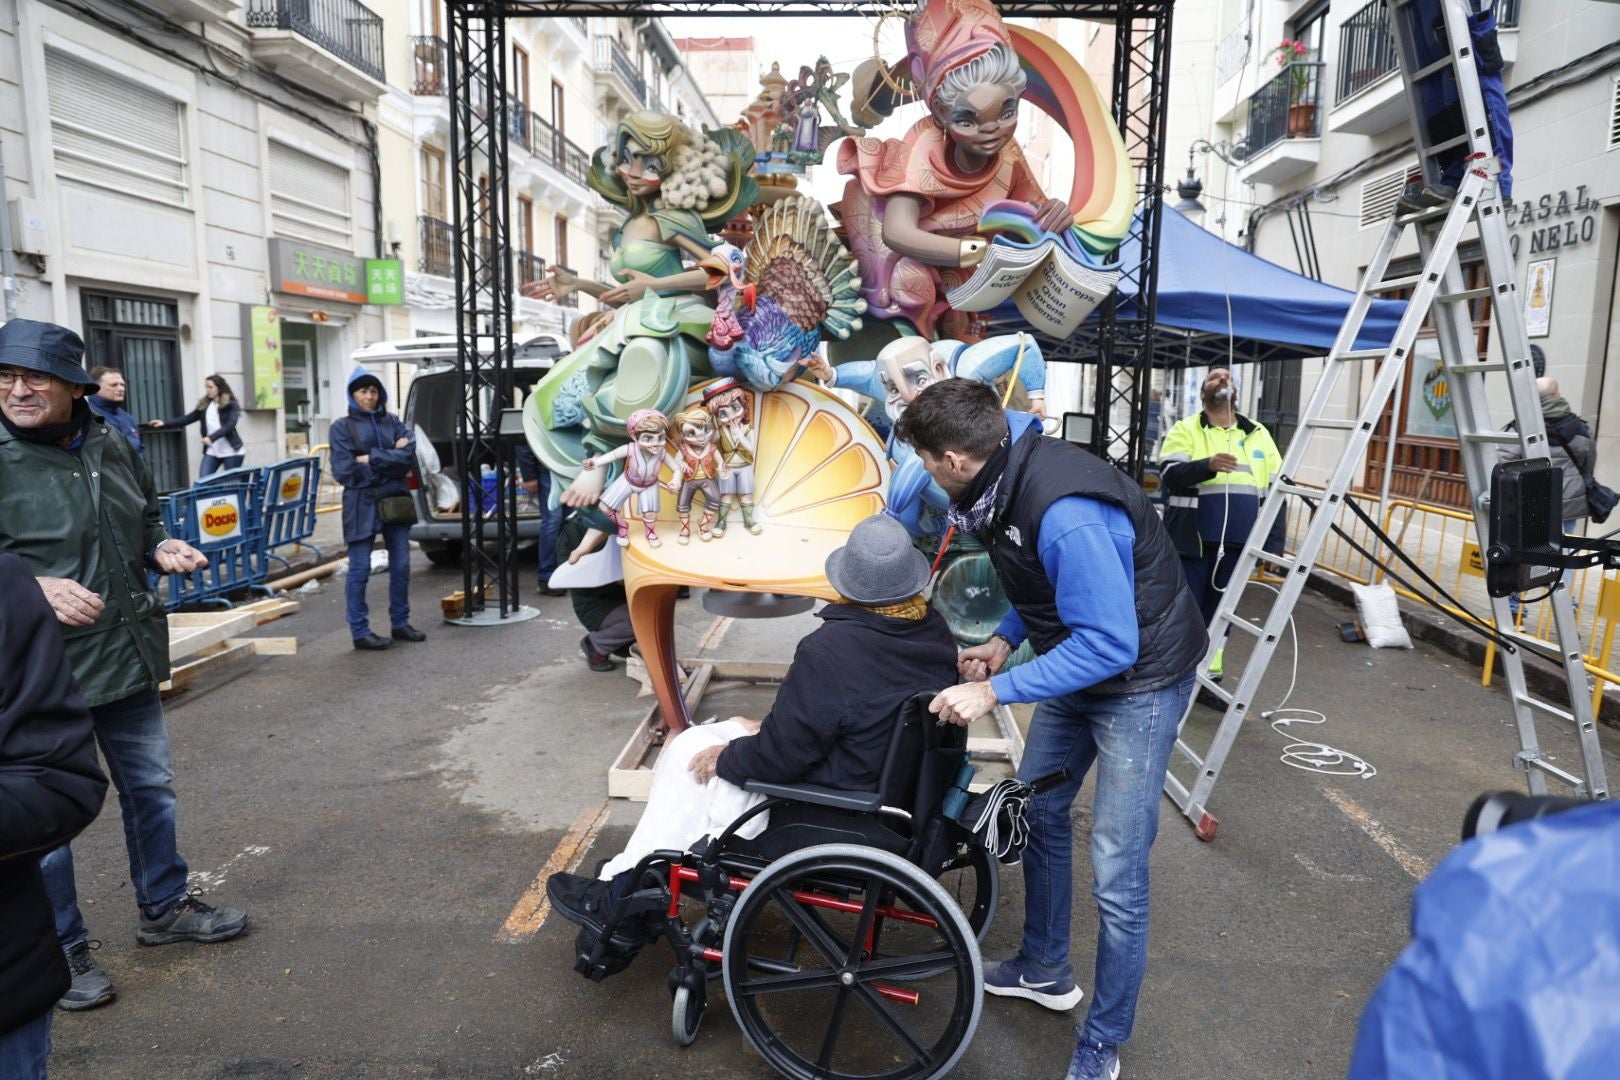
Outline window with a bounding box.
[421,144,446,220]
[554,215,569,269]
[45,49,187,205]
[268,140,352,249]
[551,79,566,134]
[517,196,534,255]
[1290,2,1329,58]
[513,44,530,109]
[81,291,187,492]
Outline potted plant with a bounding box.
[1270,39,1318,136]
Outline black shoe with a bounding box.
[610,644,633,658]
[57,941,115,1011]
[137,892,248,946]
[538,583,567,597]
[675,585,691,599]
[547,872,666,945]
[353,633,392,651]
[580,636,613,672]
[391,625,427,642]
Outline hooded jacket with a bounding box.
[0,552,108,1033]
[86,393,144,459]
[1496,395,1596,522]
[330,367,416,543]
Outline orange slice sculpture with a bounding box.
[625,379,891,732]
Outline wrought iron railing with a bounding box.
[246,0,385,83]
[508,100,531,152]
[594,36,646,105]
[1245,61,1325,157]
[516,251,547,290]
[1337,0,1397,102]
[554,266,580,308]
[419,214,452,277]
[529,114,591,187]
[411,35,445,96]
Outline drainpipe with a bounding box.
[0,138,18,319]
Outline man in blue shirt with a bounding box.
[896,378,1205,1080]
[85,367,143,460]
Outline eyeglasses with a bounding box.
[0,369,57,390]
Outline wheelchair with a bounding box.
[570,692,1006,1080]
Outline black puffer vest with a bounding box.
[984,427,1207,695]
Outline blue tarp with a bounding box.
[1040,205,1409,366]
[1349,799,1620,1079]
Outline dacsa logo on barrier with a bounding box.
[198,494,243,543]
[279,474,303,503]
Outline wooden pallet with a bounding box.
[161,598,298,694]
[609,656,1026,803]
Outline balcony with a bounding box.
[1237,62,1324,187]
[528,114,591,190]
[516,251,547,291]
[1331,0,1409,135]
[419,215,452,278]
[144,0,239,20]
[246,0,386,104]
[412,35,446,96]
[593,36,647,112]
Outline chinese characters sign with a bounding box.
[268,239,369,304]
[365,259,404,306]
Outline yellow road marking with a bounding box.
[1320,787,1431,881]
[698,615,733,652]
[496,801,611,944]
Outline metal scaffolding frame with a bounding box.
[444,0,1174,620]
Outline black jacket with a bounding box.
[988,424,1207,694]
[717,604,959,791]
[162,398,243,451]
[0,553,108,1034]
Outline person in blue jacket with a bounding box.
[897,378,1206,1080]
[85,367,143,460]
[148,374,243,477]
[329,367,424,650]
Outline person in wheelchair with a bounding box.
[546,512,960,963]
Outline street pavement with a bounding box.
[46,547,1620,1079]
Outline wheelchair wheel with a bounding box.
[672,984,705,1046]
[722,843,982,1080]
[936,842,999,943]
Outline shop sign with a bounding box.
[1505,186,1599,259]
[269,238,369,303]
[239,304,285,411]
[365,259,404,306]
[196,493,243,544]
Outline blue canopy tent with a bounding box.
[1025,204,1410,366]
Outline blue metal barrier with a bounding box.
[260,456,323,568]
[159,478,272,609]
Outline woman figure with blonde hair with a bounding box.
[149,374,244,477]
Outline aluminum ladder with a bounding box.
[1164,0,1610,840]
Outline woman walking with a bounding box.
[149,374,243,477]
[329,367,425,651]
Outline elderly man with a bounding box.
[897,378,1206,1080]
[85,366,143,459]
[0,319,249,1013]
[546,513,961,960]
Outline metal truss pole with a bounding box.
[448,1,527,624]
[1093,0,1172,478]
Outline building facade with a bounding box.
[0,0,397,486]
[1170,0,1620,507]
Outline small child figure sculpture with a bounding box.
[572,408,671,561]
[703,379,763,536]
[665,405,729,544]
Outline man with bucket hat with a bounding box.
[545,513,960,961]
[0,318,249,1012]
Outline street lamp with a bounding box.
[1170,139,1248,222]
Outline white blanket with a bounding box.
[598,720,769,880]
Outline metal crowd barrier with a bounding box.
[260,456,324,568]
[1270,483,1619,715]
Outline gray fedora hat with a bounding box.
[825,513,932,606]
[0,318,97,387]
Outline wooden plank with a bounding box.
[161,640,256,692]
[226,636,297,656]
[705,660,792,682]
[168,609,262,660]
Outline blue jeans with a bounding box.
[346,524,412,638]
[40,689,190,950]
[0,1008,51,1079]
[537,471,563,581]
[1016,671,1196,1048]
[198,453,244,477]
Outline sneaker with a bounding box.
[580,636,614,673]
[137,892,248,946]
[1066,1038,1121,1080]
[982,953,1085,1011]
[57,941,115,1011]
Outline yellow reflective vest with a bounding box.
[1158,411,1282,559]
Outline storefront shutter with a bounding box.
[45,49,187,205]
[268,140,353,250]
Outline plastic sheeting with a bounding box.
[1349,799,1620,1079]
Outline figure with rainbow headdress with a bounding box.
[838,0,1133,343]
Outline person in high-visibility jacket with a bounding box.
[1159,368,1282,680]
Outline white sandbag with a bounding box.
[1349,581,1412,649]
